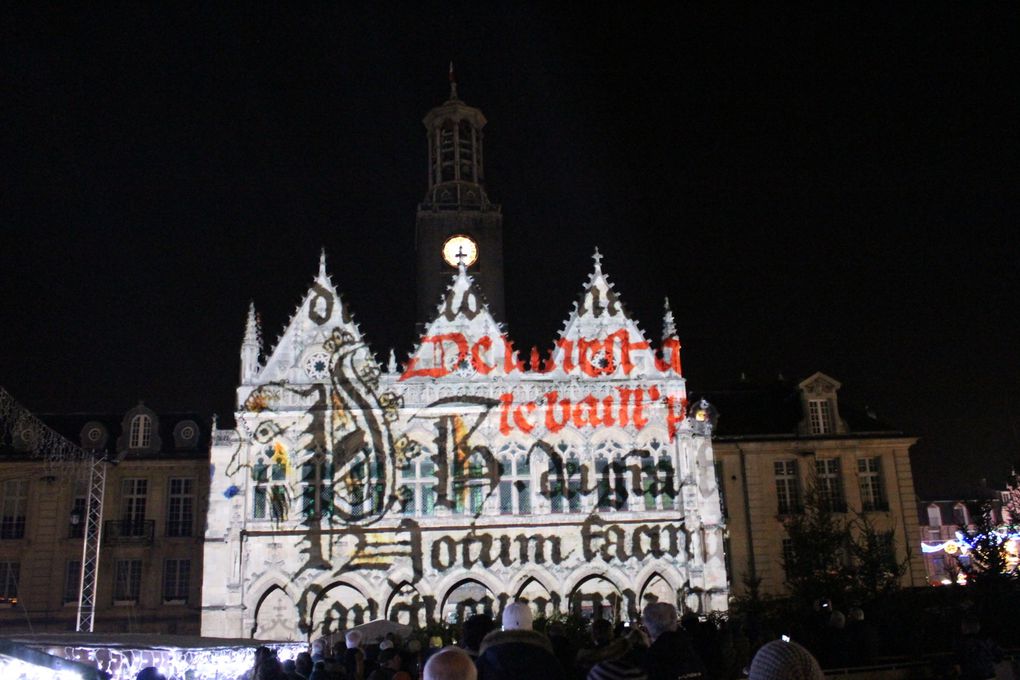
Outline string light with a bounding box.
[25,642,307,680]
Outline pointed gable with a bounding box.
[548,249,662,379]
[257,251,373,385]
[400,265,516,381]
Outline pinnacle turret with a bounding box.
[662,297,677,340]
[241,301,262,382]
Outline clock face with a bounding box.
[442,235,478,267]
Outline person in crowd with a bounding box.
[293,651,314,679]
[575,619,630,678]
[282,658,299,680]
[310,639,326,664]
[136,668,167,680]
[344,629,367,680]
[546,620,577,673]
[461,613,495,660]
[367,647,411,680]
[640,603,708,680]
[587,627,651,680]
[475,602,564,680]
[251,646,289,680]
[424,646,478,680]
[307,660,330,680]
[748,639,824,680]
[954,615,1004,680]
[818,610,849,669]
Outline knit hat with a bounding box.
[749,639,824,680]
[379,640,395,651]
[501,602,533,631]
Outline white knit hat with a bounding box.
[501,602,533,631]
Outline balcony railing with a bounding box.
[104,520,155,543]
[165,520,193,537]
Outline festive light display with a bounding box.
[0,656,85,680]
[26,642,306,680]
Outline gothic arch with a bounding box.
[385,581,430,627]
[507,565,560,600]
[307,580,377,637]
[434,569,504,607]
[637,571,677,609]
[514,576,558,619]
[438,577,500,624]
[251,583,299,641]
[567,573,625,622]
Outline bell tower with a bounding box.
[415,65,505,325]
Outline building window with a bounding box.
[0,561,19,604]
[121,478,148,536]
[953,503,969,527]
[114,559,142,602]
[253,462,287,521]
[496,445,531,515]
[774,460,801,515]
[1,479,28,539]
[858,457,887,511]
[163,559,190,603]
[129,414,152,448]
[398,456,438,517]
[64,560,81,604]
[781,538,795,574]
[453,453,487,516]
[927,504,942,528]
[166,478,195,536]
[301,455,334,521]
[548,458,565,514]
[816,458,846,512]
[808,400,834,435]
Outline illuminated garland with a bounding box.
[28,642,307,680]
[0,386,91,482]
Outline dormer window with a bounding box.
[798,372,845,436]
[808,399,834,435]
[129,414,152,449]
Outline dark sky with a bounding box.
[2,5,1018,497]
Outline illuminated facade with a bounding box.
[201,252,726,639]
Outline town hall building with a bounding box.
[200,80,728,640]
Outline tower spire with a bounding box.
[318,248,328,281]
[241,301,262,382]
[662,297,677,340]
[448,61,458,100]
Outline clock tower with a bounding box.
[415,68,505,325]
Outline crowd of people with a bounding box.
[225,602,826,680]
[129,600,1013,680]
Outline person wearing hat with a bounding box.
[748,639,824,680]
[475,602,564,680]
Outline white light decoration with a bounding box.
[27,642,307,680]
[0,656,87,680]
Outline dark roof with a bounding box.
[0,411,211,460]
[691,377,905,441]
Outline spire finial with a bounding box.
[662,297,677,339]
[592,247,603,274]
[448,61,458,100]
[318,248,328,281]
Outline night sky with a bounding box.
[2,5,1017,497]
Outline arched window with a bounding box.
[129,414,152,449]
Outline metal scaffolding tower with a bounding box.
[0,387,103,632]
[76,455,106,632]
